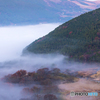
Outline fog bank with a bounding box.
[0,23,100,100]
[0,53,100,100]
[0,23,60,62]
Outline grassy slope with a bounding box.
[24,8,100,62]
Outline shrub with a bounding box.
[30,86,40,92]
[51,68,60,75]
[22,87,32,94]
[40,79,52,85]
[44,94,57,100]
[37,68,49,75]
[43,85,59,93]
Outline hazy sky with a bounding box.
[0,23,60,62]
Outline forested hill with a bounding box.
[23,8,100,62]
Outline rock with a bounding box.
[77,68,98,77]
[77,71,93,77]
[90,70,100,81]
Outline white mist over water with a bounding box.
[0,23,61,62]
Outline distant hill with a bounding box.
[0,0,98,26]
[23,8,100,62]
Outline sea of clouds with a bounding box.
[0,23,61,62]
[0,23,100,100]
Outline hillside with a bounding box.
[1,0,100,26]
[23,8,100,62]
[0,0,78,26]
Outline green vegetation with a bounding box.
[24,8,100,62]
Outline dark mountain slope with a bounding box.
[0,0,81,26]
[0,0,98,26]
[24,8,100,62]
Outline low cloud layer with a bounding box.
[0,53,100,100]
[0,23,60,62]
[0,23,100,100]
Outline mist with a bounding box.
[0,23,62,100]
[0,23,60,62]
[0,23,100,100]
[0,53,100,100]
